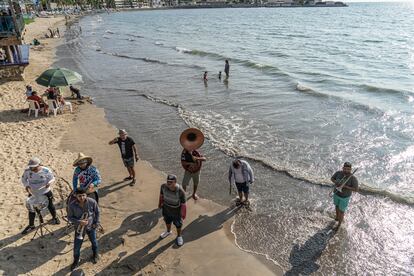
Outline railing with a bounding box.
[0,14,24,36]
[0,44,29,67]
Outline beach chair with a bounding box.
[60,101,73,113]
[28,100,40,118]
[47,99,60,117]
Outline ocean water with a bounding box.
[57,3,414,274]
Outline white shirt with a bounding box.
[21,166,55,194]
[234,167,245,183]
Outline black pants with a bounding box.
[28,190,57,226]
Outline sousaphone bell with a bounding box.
[179,128,204,151]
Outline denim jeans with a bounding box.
[73,228,98,260]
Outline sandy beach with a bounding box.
[0,15,281,275]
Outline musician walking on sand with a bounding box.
[181,147,206,200]
[331,162,359,229]
[228,158,254,206]
[21,157,60,235]
[68,189,100,271]
[108,129,139,185]
[158,174,187,246]
[72,153,102,204]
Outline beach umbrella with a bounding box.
[35,68,83,87]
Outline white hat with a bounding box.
[28,157,41,168]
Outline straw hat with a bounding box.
[73,153,93,167]
[179,128,204,151]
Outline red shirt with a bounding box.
[27,95,42,103]
[181,149,203,173]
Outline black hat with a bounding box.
[343,162,352,168]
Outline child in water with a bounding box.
[203,71,208,82]
[218,71,222,80]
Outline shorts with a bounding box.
[122,157,134,168]
[333,194,350,212]
[235,182,249,194]
[163,214,183,228]
[182,170,200,190]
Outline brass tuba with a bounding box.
[179,128,204,151]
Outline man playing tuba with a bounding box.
[180,128,206,200]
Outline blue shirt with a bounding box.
[72,165,101,191]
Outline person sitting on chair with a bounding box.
[27,91,48,114]
[68,189,100,270]
[21,157,60,235]
[25,85,33,97]
[72,153,101,204]
[70,85,82,99]
[45,87,58,100]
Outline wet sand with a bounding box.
[0,15,282,275]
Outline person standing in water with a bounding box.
[224,60,230,78]
[331,162,359,230]
[228,158,254,206]
[203,71,208,82]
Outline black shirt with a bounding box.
[116,137,135,159]
[332,171,358,198]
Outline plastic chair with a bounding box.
[28,100,39,118]
[47,100,59,117]
[60,101,73,113]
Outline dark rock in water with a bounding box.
[6,255,14,260]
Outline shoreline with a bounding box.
[0,15,282,275]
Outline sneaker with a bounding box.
[70,259,80,271]
[192,194,199,200]
[52,217,61,225]
[92,253,100,264]
[124,176,133,181]
[22,225,35,235]
[176,236,184,246]
[160,231,171,239]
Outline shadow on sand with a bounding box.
[182,206,239,244]
[0,225,70,275]
[52,208,162,275]
[284,222,337,276]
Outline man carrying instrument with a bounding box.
[108,129,139,185]
[181,148,206,200]
[21,157,60,235]
[72,153,101,204]
[158,174,186,246]
[331,162,359,229]
[68,189,100,271]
